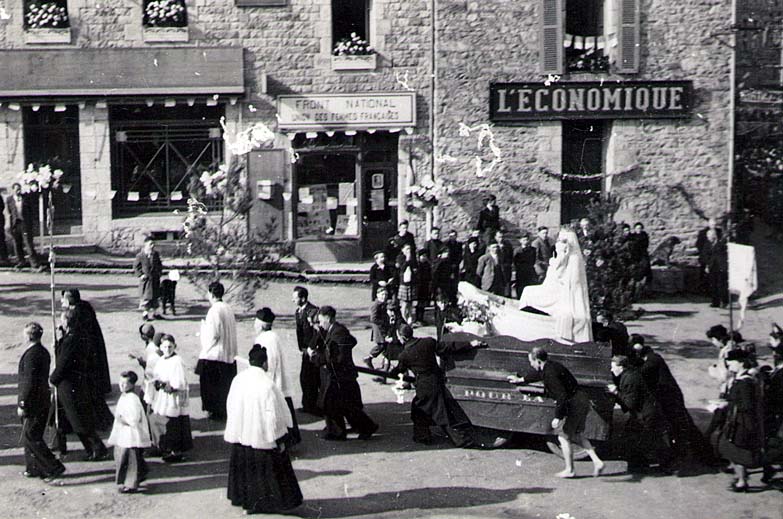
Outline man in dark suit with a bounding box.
[476,195,500,247]
[6,182,40,268]
[292,285,321,416]
[491,230,513,291]
[133,236,163,321]
[608,355,675,473]
[476,243,509,296]
[460,237,482,287]
[364,287,391,371]
[594,311,629,356]
[369,251,397,302]
[513,233,537,298]
[424,226,446,262]
[531,226,554,282]
[700,229,728,307]
[18,322,66,480]
[385,220,417,264]
[390,324,485,447]
[310,305,378,441]
[0,190,9,264]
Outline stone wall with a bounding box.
[433,0,734,255]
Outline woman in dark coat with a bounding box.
[390,324,484,447]
[460,237,482,288]
[719,349,764,492]
[50,308,109,461]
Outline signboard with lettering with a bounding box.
[277,92,417,131]
[490,81,693,122]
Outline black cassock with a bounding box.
[614,368,674,470]
[392,337,476,447]
[313,322,377,438]
[73,300,114,431]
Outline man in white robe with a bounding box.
[225,345,303,514]
[196,281,237,420]
[254,307,300,445]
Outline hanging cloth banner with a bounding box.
[728,243,758,329]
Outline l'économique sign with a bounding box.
[490,81,693,122]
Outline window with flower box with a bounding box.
[540,0,640,75]
[142,0,189,42]
[332,0,376,70]
[23,0,72,44]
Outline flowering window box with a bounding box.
[331,54,377,71]
[24,27,72,44]
[142,26,190,42]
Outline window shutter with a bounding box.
[539,0,564,75]
[616,0,640,73]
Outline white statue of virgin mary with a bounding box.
[519,228,593,343]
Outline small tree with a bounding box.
[181,157,283,310]
[581,196,640,317]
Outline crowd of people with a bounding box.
[11,206,782,512]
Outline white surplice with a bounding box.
[254,330,294,398]
[224,366,292,450]
[151,354,190,417]
[108,392,152,449]
[199,301,238,363]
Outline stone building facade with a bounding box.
[0,0,433,260]
[0,0,735,260]
[432,0,734,253]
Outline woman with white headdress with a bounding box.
[519,228,593,343]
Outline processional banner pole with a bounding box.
[47,190,58,429]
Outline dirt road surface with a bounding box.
[0,272,780,519]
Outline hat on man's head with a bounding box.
[255,307,276,323]
[706,324,729,342]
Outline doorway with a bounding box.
[23,105,82,235]
[561,120,605,225]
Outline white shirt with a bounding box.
[254,329,293,398]
[224,366,291,450]
[108,392,152,449]
[199,301,238,363]
[142,341,161,406]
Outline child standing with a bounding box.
[108,371,151,493]
[149,334,193,462]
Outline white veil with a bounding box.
[554,228,593,342]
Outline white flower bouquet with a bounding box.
[332,32,375,56]
[405,175,446,210]
[19,163,64,194]
[25,1,69,29]
[144,0,186,27]
[199,164,229,198]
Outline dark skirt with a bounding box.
[149,414,193,454]
[227,443,303,514]
[196,359,237,418]
[114,446,148,489]
[560,390,591,442]
[718,433,762,468]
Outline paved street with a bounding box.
[0,271,780,519]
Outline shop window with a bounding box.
[540,0,639,75]
[143,0,188,28]
[560,120,606,224]
[295,153,359,239]
[23,0,70,29]
[109,104,224,217]
[332,0,372,49]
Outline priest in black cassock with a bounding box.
[225,345,302,514]
[61,288,114,431]
[390,324,484,447]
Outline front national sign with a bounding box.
[277,92,416,131]
[490,81,693,122]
